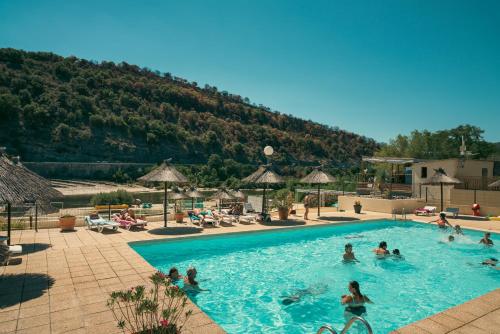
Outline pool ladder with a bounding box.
[392,208,407,221]
[316,316,373,334]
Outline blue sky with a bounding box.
[1,0,499,142]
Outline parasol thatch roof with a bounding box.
[300,168,336,184]
[210,188,235,200]
[185,187,204,198]
[169,187,189,200]
[488,180,500,188]
[138,159,188,183]
[0,154,62,205]
[230,189,245,199]
[422,169,462,185]
[242,165,284,184]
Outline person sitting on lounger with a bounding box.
[373,241,390,256]
[435,212,453,229]
[343,243,358,262]
[168,267,183,282]
[480,232,494,246]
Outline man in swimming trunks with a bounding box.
[479,232,494,246]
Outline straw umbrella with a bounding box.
[0,154,62,245]
[488,180,500,188]
[422,168,461,212]
[186,187,204,210]
[231,189,245,201]
[300,167,336,217]
[170,187,188,214]
[138,159,188,227]
[242,165,284,213]
[210,188,235,212]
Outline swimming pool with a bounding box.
[130,221,499,333]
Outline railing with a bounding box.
[393,208,408,221]
[316,316,373,334]
[455,176,500,191]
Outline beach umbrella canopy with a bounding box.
[231,189,246,200]
[300,167,336,217]
[242,165,284,213]
[423,168,461,212]
[0,154,63,245]
[185,187,204,210]
[488,180,500,188]
[138,159,188,227]
[210,188,235,212]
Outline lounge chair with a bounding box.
[445,208,459,218]
[85,214,120,232]
[142,203,153,209]
[112,214,147,230]
[0,243,22,266]
[188,210,218,227]
[414,206,437,216]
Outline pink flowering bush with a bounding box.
[107,271,192,334]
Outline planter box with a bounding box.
[59,216,76,231]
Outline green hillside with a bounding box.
[0,48,378,166]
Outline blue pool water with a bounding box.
[131,221,499,333]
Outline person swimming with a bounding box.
[373,241,390,256]
[341,281,372,319]
[481,257,498,266]
[438,235,455,244]
[343,243,358,262]
[183,267,209,292]
[392,249,404,260]
[281,284,328,305]
[454,225,463,235]
[168,267,183,282]
[479,232,494,246]
[435,212,453,229]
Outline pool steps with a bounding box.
[317,316,374,334]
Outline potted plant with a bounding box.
[353,200,362,214]
[174,206,184,224]
[108,271,193,334]
[273,189,294,220]
[59,214,76,231]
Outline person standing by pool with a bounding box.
[373,241,390,256]
[479,232,494,246]
[341,281,372,320]
[303,193,312,220]
[343,243,358,262]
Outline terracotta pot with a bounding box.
[175,212,184,223]
[59,216,76,231]
[353,204,362,214]
[278,207,289,220]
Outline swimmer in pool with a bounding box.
[167,267,183,282]
[373,241,390,256]
[438,235,455,244]
[392,249,404,260]
[454,225,463,235]
[281,284,328,305]
[479,232,494,246]
[481,258,498,266]
[341,281,372,320]
[343,243,358,262]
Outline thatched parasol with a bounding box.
[423,168,461,212]
[210,188,235,212]
[0,154,62,245]
[169,187,188,213]
[138,159,188,227]
[231,189,246,201]
[300,167,336,217]
[185,187,204,210]
[242,165,284,213]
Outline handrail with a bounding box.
[341,316,373,334]
[317,325,337,334]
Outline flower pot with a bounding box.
[353,204,362,214]
[175,212,184,223]
[278,207,289,220]
[59,216,76,231]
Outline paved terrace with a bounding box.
[0,209,499,334]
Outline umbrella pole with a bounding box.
[164,182,168,228]
[262,185,267,214]
[440,182,444,212]
[35,202,38,233]
[192,198,194,210]
[7,202,11,246]
[317,184,321,217]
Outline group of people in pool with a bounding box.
[342,241,403,262]
[167,266,209,292]
[434,212,494,247]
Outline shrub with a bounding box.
[90,189,134,206]
[272,189,294,209]
[107,271,192,334]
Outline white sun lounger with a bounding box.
[85,215,119,232]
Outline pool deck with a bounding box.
[1,209,499,334]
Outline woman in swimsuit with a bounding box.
[341,281,372,320]
[373,241,390,256]
[435,212,453,229]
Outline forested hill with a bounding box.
[0,48,378,165]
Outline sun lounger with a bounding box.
[112,214,147,230]
[0,243,22,266]
[188,211,217,227]
[142,203,153,209]
[445,208,459,218]
[414,206,437,216]
[85,214,120,232]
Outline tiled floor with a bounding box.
[1,209,499,334]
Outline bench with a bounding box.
[445,208,459,218]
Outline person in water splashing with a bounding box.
[341,281,373,320]
[281,284,328,305]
